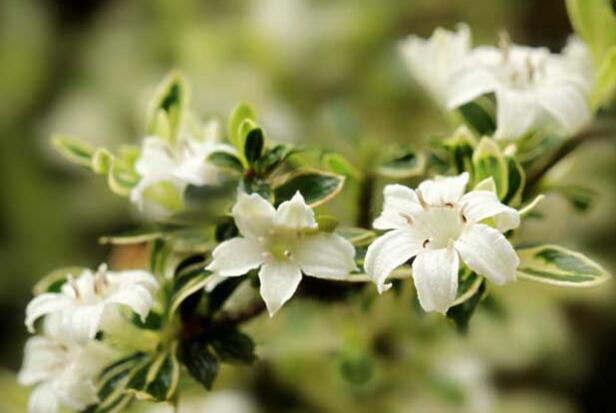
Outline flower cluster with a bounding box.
[20,265,159,413]
[22,11,614,412]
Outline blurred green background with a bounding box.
[1,0,615,412]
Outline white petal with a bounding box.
[104,284,155,322]
[455,224,519,285]
[412,246,459,313]
[28,383,59,413]
[494,88,538,140]
[364,229,424,293]
[135,136,177,177]
[25,294,73,333]
[537,83,591,135]
[459,190,520,232]
[232,192,276,239]
[61,304,106,342]
[373,184,422,230]
[109,270,159,293]
[274,191,317,230]
[294,233,357,280]
[258,261,302,316]
[447,67,499,109]
[18,337,64,385]
[418,172,469,206]
[206,237,264,277]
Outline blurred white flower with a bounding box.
[130,120,236,217]
[365,172,520,313]
[399,23,471,107]
[25,264,159,342]
[206,191,357,316]
[448,40,592,139]
[18,319,114,413]
[143,391,259,413]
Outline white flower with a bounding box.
[25,264,159,342]
[448,40,592,139]
[18,319,114,413]
[399,23,471,107]
[364,172,520,313]
[130,120,236,217]
[206,191,357,316]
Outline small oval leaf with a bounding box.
[274,170,345,207]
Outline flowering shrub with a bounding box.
[19,1,616,412]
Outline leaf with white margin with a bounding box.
[472,137,508,200]
[517,244,610,286]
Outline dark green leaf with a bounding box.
[210,328,256,364]
[274,171,344,207]
[446,280,486,334]
[472,137,508,199]
[458,95,496,136]
[257,144,296,176]
[244,128,264,164]
[502,155,525,206]
[377,150,425,179]
[208,151,244,173]
[183,342,219,390]
[215,217,239,242]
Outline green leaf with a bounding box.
[377,149,425,179]
[458,95,496,136]
[336,227,376,246]
[182,341,219,390]
[339,353,374,386]
[215,217,239,242]
[566,0,616,65]
[256,144,296,176]
[244,127,265,164]
[451,271,483,307]
[126,351,180,401]
[446,279,486,334]
[228,103,256,149]
[322,152,361,180]
[591,46,616,108]
[517,244,610,286]
[99,228,164,245]
[210,328,256,365]
[315,215,339,233]
[443,126,477,175]
[502,155,525,206]
[52,135,95,167]
[33,266,85,295]
[472,137,508,200]
[208,151,244,173]
[107,159,140,197]
[169,268,211,314]
[274,170,345,207]
[147,71,188,144]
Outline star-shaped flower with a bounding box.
[130,120,236,217]
[364,172,520,313]
[447,40,591,139]
[25,264,159,342]
[18,318,114,413]
[206,191,358,316]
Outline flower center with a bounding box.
[415,204,466,250]
[260,229,303,262]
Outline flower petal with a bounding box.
[25,294,73,333]
[411,246,459,313]
[537,83,591,136]
[105,284,155,322]
[28,383,60,413]
[364,229,424,293]
[206,237,264,277]
[274,191,317,230]
[459,190,520,232]
[295,233,357,280]
[204,273,228,292]
[447,67,499,109]
[373,184,422,230]
[417,172,469,206]
[18,336,65,385]
[109,270,159,293]
[258,261,302,316]
[232,192,276,239]
[494,88,538,140]
[455,224,519,285]
[61,304,106,342]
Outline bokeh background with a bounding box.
[1,0,615,412]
